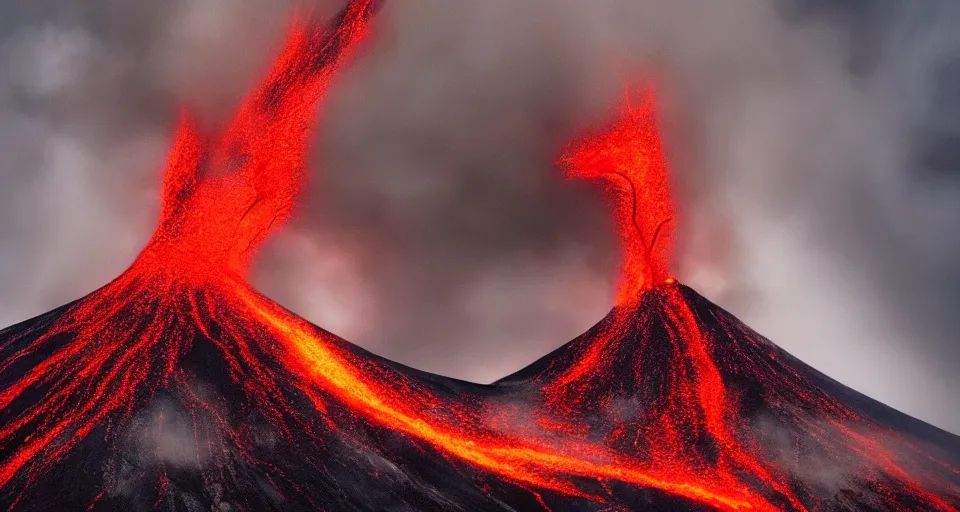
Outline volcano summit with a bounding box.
[0,1,958,511]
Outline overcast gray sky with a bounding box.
[0,0,958,434]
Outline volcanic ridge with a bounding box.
[0,1,957,510]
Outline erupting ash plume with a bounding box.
[0,1,957,511]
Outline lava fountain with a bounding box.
[0,0,378,506]
[0,1,956,511]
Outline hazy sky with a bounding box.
[0,0,958,434]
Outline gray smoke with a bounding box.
[0,0,958,434]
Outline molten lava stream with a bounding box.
[236,282,784,511]
[0,0,955,510]
[526,88,956,511]
[0,0,378,502]
[0,1,770,508]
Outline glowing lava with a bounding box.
[0,0,378,505]
[560,87,675,303]
[0,0,957,510]
[2,2,761,508]
[515,86,958,511]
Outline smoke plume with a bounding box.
[0,0,958,433]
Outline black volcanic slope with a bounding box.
[2,0,957,508]
[0,283,956,511]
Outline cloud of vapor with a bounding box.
[749,411,960,507]
[0,0,958,435]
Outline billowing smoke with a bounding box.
[0,0,958,434]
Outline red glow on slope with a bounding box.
[560,87,674,303]
[534,91,955,511]
[0,0,376,496]
[0,2,956,510]
[238,282,787,511]
[541,90,678,412]
[0,4,772,509]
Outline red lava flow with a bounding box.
[0,1,955,510]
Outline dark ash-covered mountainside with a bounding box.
[0,0,957,509]
[0,282,956,511]
[0,291,606,512]
[498,284,960,511]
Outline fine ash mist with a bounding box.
[0,0,958,435]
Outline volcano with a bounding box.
[1,1,958,511]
